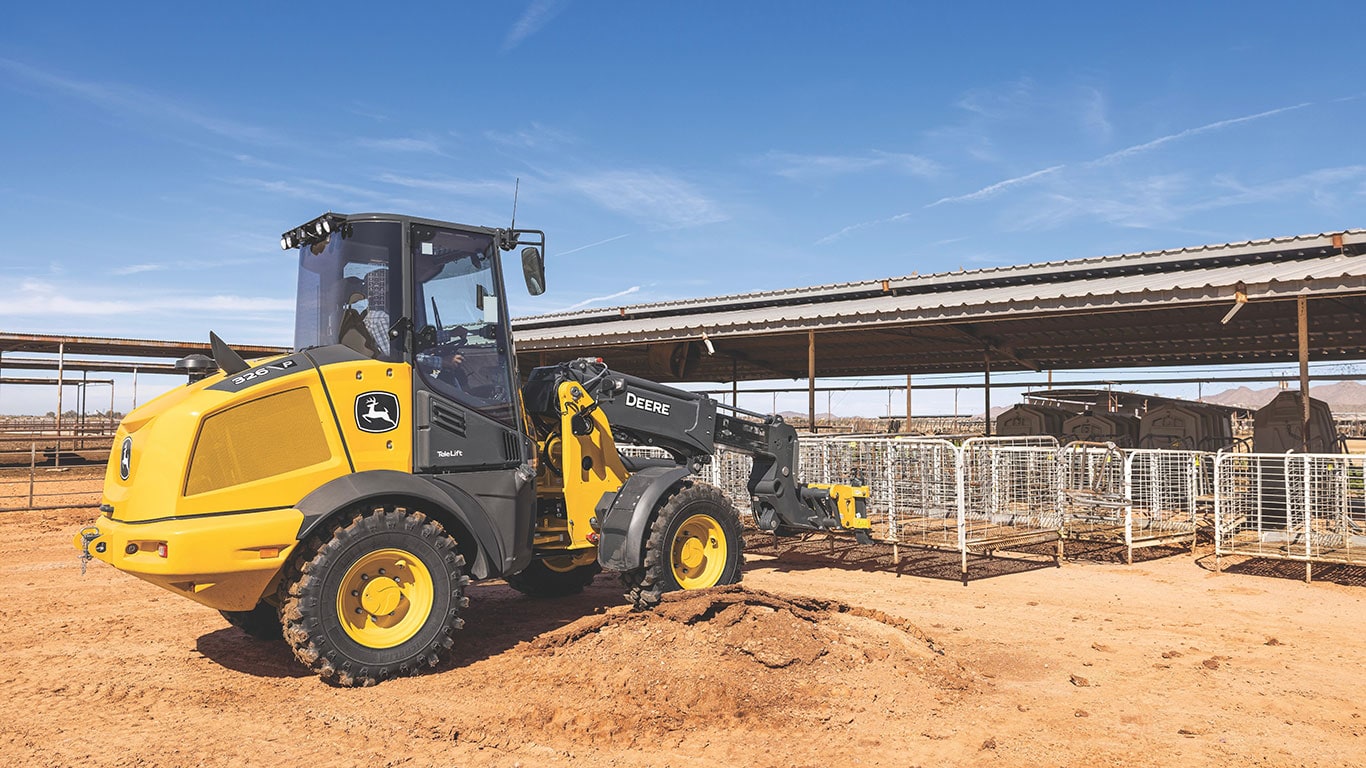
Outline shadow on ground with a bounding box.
[196,577,627,680]
[1195,552,1366,587]
[744,532,1057,583]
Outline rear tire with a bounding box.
[505,557,602,598]
[279,505,468,687]
[621,481,744,609]
[219,600,282,641]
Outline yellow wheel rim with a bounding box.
[336,548,433,649]
[669,513,728,589]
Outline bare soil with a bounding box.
[5,501,1366,768]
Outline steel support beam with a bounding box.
[984,349,992,437]
[1299,294,1311,449]
[808,331,816,433]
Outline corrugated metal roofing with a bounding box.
[514,245,1366,347]
[509,229,1366,382]
[516,229,1366,333]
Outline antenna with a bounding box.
[510,177,520,231]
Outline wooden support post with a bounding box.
[807,331,817,433]
[905,374,912,434]
[1298,294,1311,451]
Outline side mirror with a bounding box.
[521,246,546,296]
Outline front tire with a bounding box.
[621,481,744,609]
[279,505,468,687]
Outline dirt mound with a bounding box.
[456,585,972,748]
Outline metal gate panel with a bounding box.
[960,437,1064,557]
[1216,452,1366,578]
[1119,449,1203,560]
[1058,442,1128,542]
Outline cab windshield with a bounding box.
[293,221,403,361]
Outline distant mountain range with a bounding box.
[1200,381,1366,413]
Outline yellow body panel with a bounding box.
[549,380,628,550]
[319,360,413,472]
[75,507,304,611]
[84,353,420,612]
[102,355,346,522]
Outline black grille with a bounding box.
[431,401,467,438]
[503,431,522,461]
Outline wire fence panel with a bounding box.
[710,447,758,511]
[1215,452,1366,579]
[0,459,105,512]
[1121,449,1203,559]
[876,438,961,550]
[961,438,1064,557]
[1057,442,1129,542]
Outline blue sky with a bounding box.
[2,1,1364,416]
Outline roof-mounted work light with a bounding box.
[280,212,348,250]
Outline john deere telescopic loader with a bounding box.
[76,212,872,686]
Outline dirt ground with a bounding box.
[5,504,1366,768]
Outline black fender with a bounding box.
[596,465,692,572]
[294,470,504,580]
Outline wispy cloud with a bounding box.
[955,78,1035,119]
[927,165,1065,207]
[0,57,281,147]
[347,102,389,122]
[353,137,447,156]
[485,123,575,150]
[566,170,727,228]
[2,278,293,317]
[503,0,569,51]
[1009,174,1192,231]
[376,173,514,198]
[557,233,630,257]
[1080,86,1112,142]
[763,150,939,180]
[1092,102,1313,165]
[111,264,164,276]
[814,212,915,246]
[231,177,417,211]
[560,285,640,312]
[1190,164,1366,212]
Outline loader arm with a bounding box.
[523,358,873,542]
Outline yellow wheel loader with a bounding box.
[76,212,872,686]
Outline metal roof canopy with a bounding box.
[1,230,1360,387]
[511,230,1366,382]
[0,333,288,363]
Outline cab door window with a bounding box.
[411,227,515,426]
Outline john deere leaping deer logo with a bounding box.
[355,392,401,433]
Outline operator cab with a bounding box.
[284,212,545,471]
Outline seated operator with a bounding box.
[433,344,469,391]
